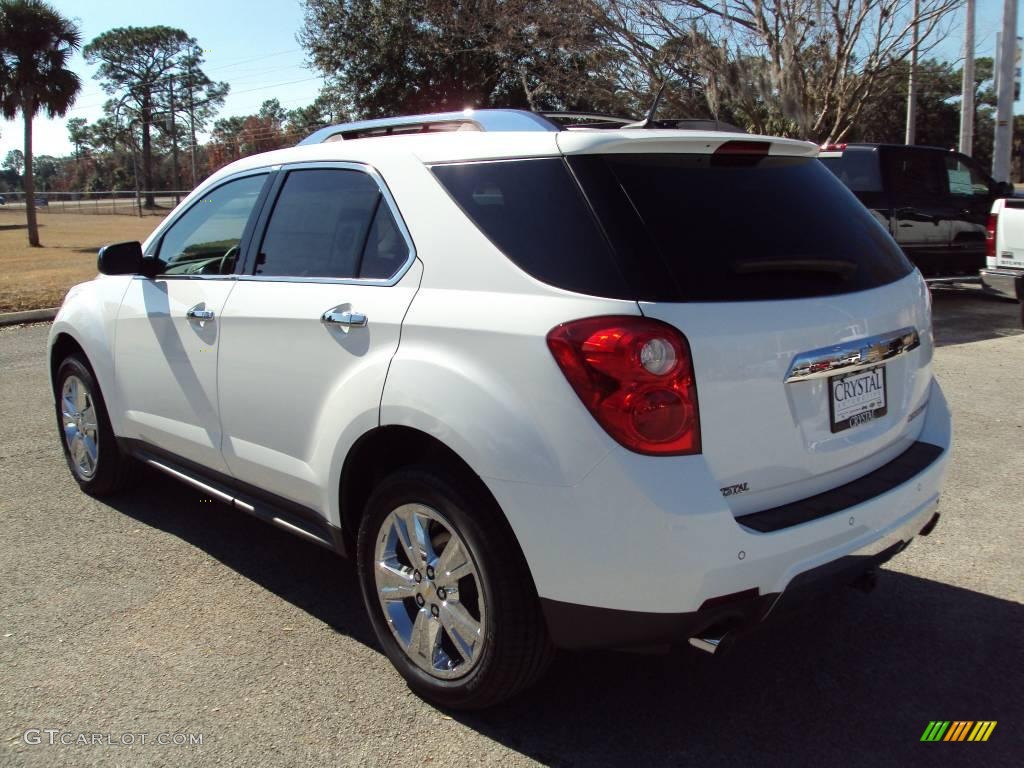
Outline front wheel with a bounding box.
[356,467,553,709]
[54,355,135,496]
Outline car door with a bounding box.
[113,171,271,473]
[945,152,996,271]
[883,147,954,273]
[217,163,421,513]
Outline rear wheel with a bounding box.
[356,467,553,709]
[54,355,135,496]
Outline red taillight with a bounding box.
[546,316,701,455]
[986,213,998,257]
[820,142,847,151]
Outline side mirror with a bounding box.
[97,241,144,275]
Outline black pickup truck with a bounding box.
[819,143,1014,278]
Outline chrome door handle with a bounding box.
[186,305,215,321]
[321,309,367,327]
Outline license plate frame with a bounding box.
[828,365,887,433]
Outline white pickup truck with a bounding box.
[982,197,1024,324]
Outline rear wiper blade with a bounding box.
[730,259,857,277]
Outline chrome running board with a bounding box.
[143,457,336,551]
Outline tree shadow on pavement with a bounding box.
[105,468,1023,768]
[103,466,376,647]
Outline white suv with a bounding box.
[48,110,951,709]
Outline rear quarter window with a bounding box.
[430,159,631,299]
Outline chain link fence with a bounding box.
[0,190,192,216]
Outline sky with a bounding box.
[0,0,325,158]
[1,0,1022,159]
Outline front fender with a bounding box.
[47,276,133,433]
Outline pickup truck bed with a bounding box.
[981,197,1024,323]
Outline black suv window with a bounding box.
[157,174,267,275]
[884,148,946,198]
[818,148,882,192]
[255,168,408,279]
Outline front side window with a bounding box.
[157,174,267,275]
[255,168,408,279]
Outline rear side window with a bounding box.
[818,149,882,192]
[431,159,630,298]
[570,153,913,302]
[945,154,992,198]
[359,202,408,279]
[255,168,408,279]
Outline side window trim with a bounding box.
[235,169,287,277]
[146,169,274,278]
[238,160,416,286]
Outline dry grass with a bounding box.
[0,210,164,313]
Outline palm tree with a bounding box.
[0,0,81,247]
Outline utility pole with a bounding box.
[959,0,976,155]
[993,0,1018,181]
[905,0,920,145]
[188,65,197,191]
[169,78,180,204]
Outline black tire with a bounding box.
[356,467,553,709]
[54,355,136,496]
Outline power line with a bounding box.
[76,76,327,135]
[65,48,308,114]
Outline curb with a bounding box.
[0,308,58,327]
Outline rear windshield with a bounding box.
[433,153,912,302]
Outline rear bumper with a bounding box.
[980,268,1024,301]
[488,378,951,646]
[541,504,938,650]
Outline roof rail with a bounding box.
[622,118,747,133]
[540,111,636,130]
[298,109,560,145]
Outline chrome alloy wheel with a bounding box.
[373,503,486,679]
[61,374,99,479]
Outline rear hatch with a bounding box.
[560,134,934,515]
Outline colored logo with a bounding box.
[921,721,997,742]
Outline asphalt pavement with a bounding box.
[1,286,1022,767]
